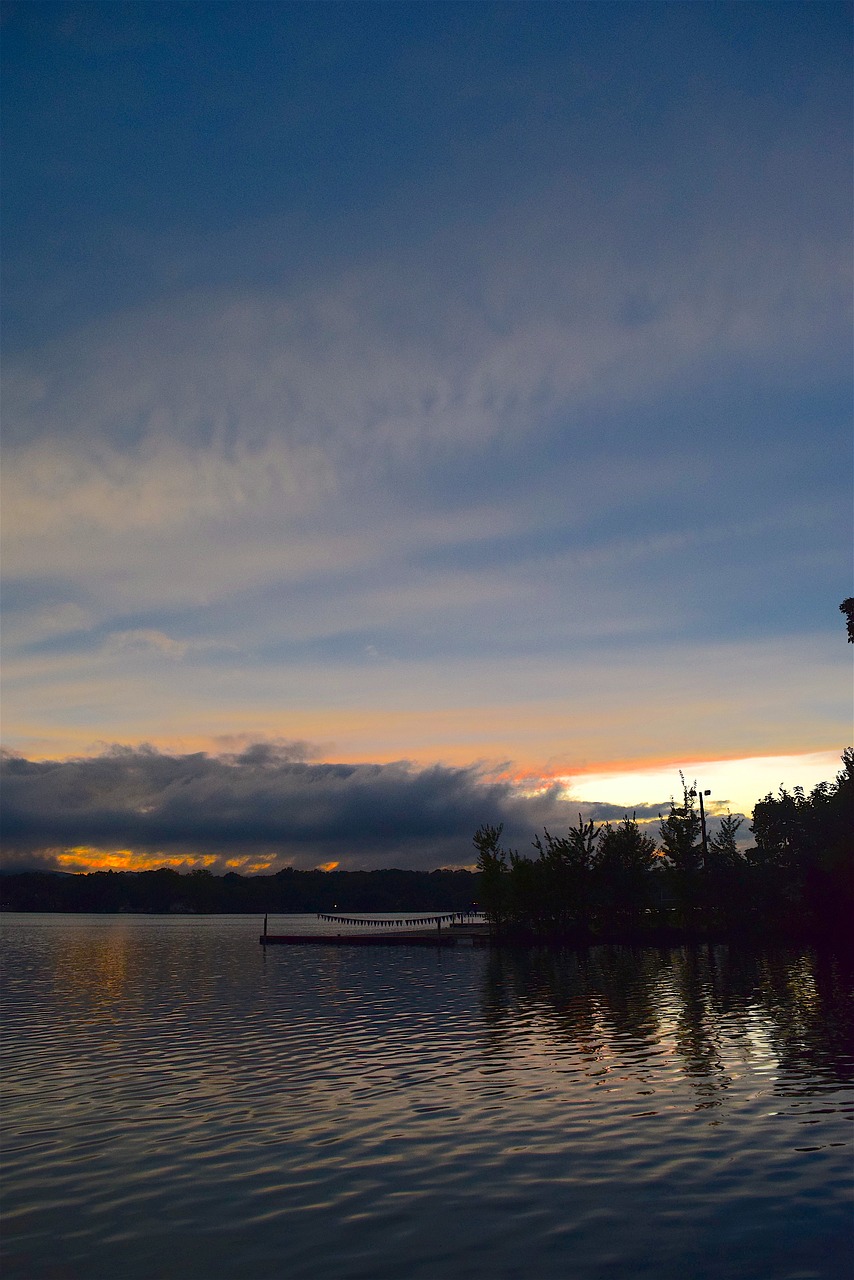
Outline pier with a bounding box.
[259,911,490,947]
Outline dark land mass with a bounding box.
[0,858,849,949]
[0,866,481,916]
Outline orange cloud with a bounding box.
[52,848,280,875]
[57,847,219,872]
[226,857,274,873]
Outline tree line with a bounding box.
[0,866,479,916]
[475,750,853,942]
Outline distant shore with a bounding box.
[0,866,481,916]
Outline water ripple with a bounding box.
[2,916,852,1280]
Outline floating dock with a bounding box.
[259,912,490,947]
[259,930,487,947]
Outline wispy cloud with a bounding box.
[2,3,849,810]
[102,629,190,660]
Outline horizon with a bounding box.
[1,741,848,876]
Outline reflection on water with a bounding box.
[481,944,854,1107]
[2,916,852,1280]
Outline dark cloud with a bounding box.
[0,745,667,874]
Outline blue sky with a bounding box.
[1,2,851,871]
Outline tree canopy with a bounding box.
[474,753,852,942]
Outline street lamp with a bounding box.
[697,788,711,862]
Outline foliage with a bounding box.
[531,814,599,934]
[596,816,658,927]
[473,752,852,942]
[658,774,703,877]
[706,812,743,868]
[749,748,853,932]
[472,823,511,930]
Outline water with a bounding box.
[2,914,852,1280]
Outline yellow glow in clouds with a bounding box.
[566,751,845,817]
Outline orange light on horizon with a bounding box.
[488,745,845,787]
[57,847,220,872]
[52,848,280,874]
[225,857,275,872]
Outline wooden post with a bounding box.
[264,913,268,937]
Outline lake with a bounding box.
[2,914,852,1280]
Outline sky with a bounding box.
[1,1,851,874]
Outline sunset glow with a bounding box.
[1,2,849,874]
[57,849,221,873]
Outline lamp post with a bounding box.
[697,788,711,864]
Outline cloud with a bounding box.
[211,735,323,763]
[3,159,847,538]
[0,744,670,874]
[0,627,847,816]
[1,20,848,790]
[2,189,847,655]
[102,629,189,660]
[0,601,94,649]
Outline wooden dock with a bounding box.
[260,922,490,948]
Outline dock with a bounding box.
[259,931,488,947]
[259,912,490,947]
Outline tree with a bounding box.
[469,753,852,941]
[508,846,549,936]
[659,774,703,874]
[748,750,853,932]
[840,597,854,643]
[596,815,658,928]
[659,774,703,915]
[531,814,600,935]
[703,811,746,928]
[750,786,808,865]
[473,823,510,932]
[706,812,743,868]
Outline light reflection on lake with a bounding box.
[2,915,852,1280]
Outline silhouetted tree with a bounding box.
[840,597,854,643]
[659,774,703,918]
[466,755,851,943]
[751,787,802,859]
[531,815,599,935]
[749,749,853,932]
[473,823,511,932]
[702,812,746,928]
[595,815,658,929]
[508,846,549,937]
[659,775,703,871]
[706,812,743,866]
